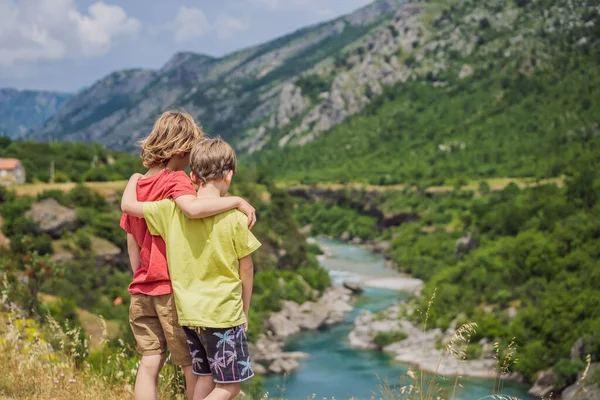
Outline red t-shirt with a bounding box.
[120,170,196,295]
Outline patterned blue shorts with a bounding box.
[183,325,254,383]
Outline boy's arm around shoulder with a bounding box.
[234,211,261,330]
[121,173,144,218]
[174,195,257,229]
[239,255,254,330]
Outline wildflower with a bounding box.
[54,379,59,384]
[69,378,76,383]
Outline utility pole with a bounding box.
[50,160,55,183]
[49,134,54,183]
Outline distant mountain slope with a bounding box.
[25,0,600,188]
[252,0,600,184]
[0,89,71,138]
[28,0,405,150]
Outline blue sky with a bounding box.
[0,0,374,92]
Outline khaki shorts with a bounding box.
[129,293,191,366]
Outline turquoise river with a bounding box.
[263,238,533,400]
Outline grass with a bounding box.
[280,176,565,196]
[38,294,121,349]
[11,181,128,198]
[0,301,188,400]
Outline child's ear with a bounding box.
[224,170,234,185]
[190,170,199,185]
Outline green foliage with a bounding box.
[68,184,109,211]
[373,330,408,349]
[553,358,586,387]
[0,140,141,183]
[295,201,379,240]
[296,74,333,103]
[0,239,62,316]
[465,343,482,360]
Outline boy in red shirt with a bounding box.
[121,111,256,400]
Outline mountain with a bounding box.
[0,89,71,138]
[26,0,599,187]
[27,0,409,149]
[254,0,600,185]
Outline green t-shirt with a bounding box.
[143,200,261,328]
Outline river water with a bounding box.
[263,238,532,400]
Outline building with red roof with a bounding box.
[0,158,26,185]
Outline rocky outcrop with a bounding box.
[52,234,122,267]
[455,232,478,259]
[265,286,353,337]
[25,199,78,238]
[562,363,600,400]
[248,335,309,375]
[349,304,517,380]
[528,370,556,398]
[252,285,353,375]
[278,4,423,147]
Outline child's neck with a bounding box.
[145,159,186,177]
[197,181,228,198]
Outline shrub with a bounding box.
[68,184,108,211]
[74,230,92,251]
[373,330,408,349]
[553,358,586,387]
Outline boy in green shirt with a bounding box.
[122,138,260,400]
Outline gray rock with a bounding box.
[25,199,78,238]
[268,358,300,374]
[343,281,365,294]
[561,363,600,400]
[570,338,586,360]
[265,313,301,338]
[252,362,267,375]
[455,232,478,259]
[528,370,556,399]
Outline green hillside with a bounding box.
[253,0,600,186]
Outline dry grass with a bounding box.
[281,176,565,198]
[0,309,132,400]
[11,181,128,199]
[0,298,186,400]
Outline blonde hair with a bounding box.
[139,111,204,168]
[190,138,237,186]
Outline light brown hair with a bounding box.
[139,111,204,168]
[190,138,237,186]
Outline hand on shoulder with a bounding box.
[129,173,144,182]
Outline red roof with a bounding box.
[0,158,22,170]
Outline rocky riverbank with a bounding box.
[250,285,354,375]
[349,303,524,382]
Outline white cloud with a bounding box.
[172,6,246,42]
[173,6,211,43]
[248,0,335,16]
[215,16,248,40]
[0,0,140,66]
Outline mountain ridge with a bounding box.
[25,0,407,149]
[0,88,72,138]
